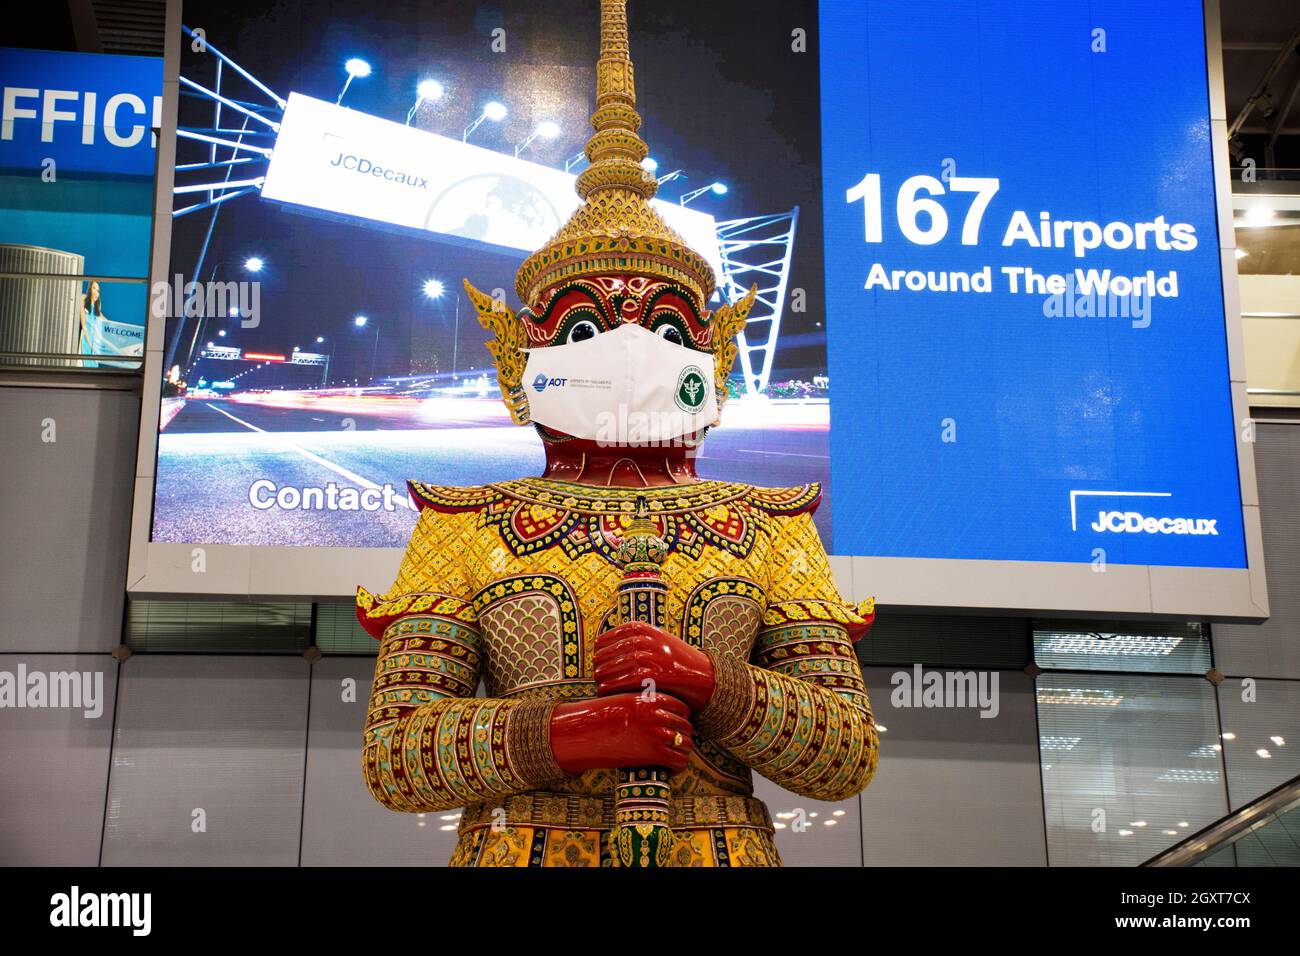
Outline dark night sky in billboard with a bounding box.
[168,0,826,381]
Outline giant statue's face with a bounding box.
[520,275,712,352]
[462,267,750,433]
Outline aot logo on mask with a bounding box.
[523,323,716,444]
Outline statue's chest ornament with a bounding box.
[404,478,823,574]
[479,481,763,564]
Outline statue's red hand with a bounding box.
[548,693,694,773]
[593,621,716,712]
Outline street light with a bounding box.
[173,255,265,371]
[315,336,331,386]
[354,314,380,382]
[565,151,588,173]
[641,157,659,173]
[515,120,560,157]
[463,101,507,142]
[337,58,372,106]
[657,168,685,186]
[421,278,459,381]
[406,78,445,125]
[680,182,727,206]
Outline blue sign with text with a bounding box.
[0,47,163,177]
[819,0,1246,568]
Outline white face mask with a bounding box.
[522,323,717,445]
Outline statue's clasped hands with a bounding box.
[593,622,716,711]
[547,622,717,774]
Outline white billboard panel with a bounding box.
[260,92,723,285]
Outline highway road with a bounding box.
[153,396,832,547]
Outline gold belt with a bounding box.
[459,792,774,833]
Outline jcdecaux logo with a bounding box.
[328,151,428,188]
[1069,490,1219,537]
[1091,511,1218,536]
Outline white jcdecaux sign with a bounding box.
[260,92,723,278]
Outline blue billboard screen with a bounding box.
[820,0,1245,569]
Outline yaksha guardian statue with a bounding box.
[357,0,878,867]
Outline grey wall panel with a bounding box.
[1217,677,1300,810]
[858,667,1047,866]
[1214,423,1300,680]
[300,657,461,866]
[0,386,138,653]
[100,655,308,865]
[0,654,117,865]
[753,776,862,866]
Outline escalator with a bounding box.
[1143,774,1300,866]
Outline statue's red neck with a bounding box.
[538,428,702,487]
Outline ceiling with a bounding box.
[1220,0,1300,169]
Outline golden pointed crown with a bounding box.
[514,0,717,308]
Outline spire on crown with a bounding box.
[514,0,717,309]
[573,0,658,202]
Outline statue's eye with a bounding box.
[657,325,684,345]
[567,321,598,343]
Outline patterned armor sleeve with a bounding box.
[357,505,568,814]
[695,510,879,802]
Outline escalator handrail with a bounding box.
[1143,772,1300,866]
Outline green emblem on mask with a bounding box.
[675,366,707,413]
